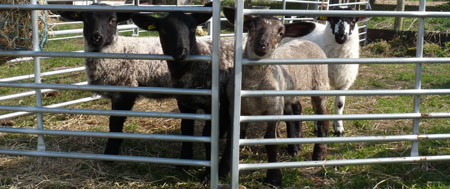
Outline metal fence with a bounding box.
[0,1,222,188]
[1,0,450,188]
[229,0,450,188]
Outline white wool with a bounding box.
[281,21,360,90]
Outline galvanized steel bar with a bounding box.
[0,82,211,96]
[230,0,245,187]
[0,106,211,120]
[242,57,450,65]
[0,127,210,143]
[240,134,450,146]
[48,24,138,35]
[240,89,450,97]
[240,112,450,122]
[0,4,212,13]
[0,96,101,120]
[239,155,450,170]
[209,0,221,186]
[31,0,45,152]
[0,67,85,82]
[0,81,85,101]
[0,149,210,167]
[0,50,211,62]
[411,0,426,157]
[244,9,450,18]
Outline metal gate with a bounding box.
[1,0,450,188]
[229,0,450,188]
[0,0,222,188]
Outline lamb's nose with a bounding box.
[174,48,189,61]
[259,41,268,49]
[92,32,102,42]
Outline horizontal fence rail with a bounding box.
[0,127,210,143]
[243,57,450,65]
[240,112,450,122]
[241,89,450,97]
[0,96,101,120]
[240,134,450,145]
[239,155,450,170]
[0,50,211,62]
[0,82,211,96]
[0,106,211,120]
[0,4,213,13]
[245,9,450,17]
[0,149,210,167]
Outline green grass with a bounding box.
[1,21,450,188]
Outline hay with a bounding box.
[0,0,49,64]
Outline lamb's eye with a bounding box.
[109,18,117,25]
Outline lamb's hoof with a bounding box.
[334,131,345,137]
[287,144,301,157]
[265,169,282,186]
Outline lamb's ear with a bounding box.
[191,2,213,25]
[223,7,235,24]
[284,22,316,38]
[131,13,159,31]
[117,12,132,23]
[58,11,83,21]
[223,7,253,29]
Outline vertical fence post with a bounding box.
[230,0,244,187]
[394,0,405,31]
[210,0,221,187]
[281,0,287,23]
[31,0,45,151]
[411,0,426,157]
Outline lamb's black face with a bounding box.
[327,6,359,44]
[157,12,198,61]
[246,16,285,58]
[131,2,212,61]
[58,4,131,51]
[328,17,357,44]
[81,12,120,50]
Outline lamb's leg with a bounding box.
[218,101,232,178]
[265,122,282,186]
[285,101,303,157]
[311,96,330,161]
[333,95,345,136]
[104,94,137,155]
[179,105,195,160]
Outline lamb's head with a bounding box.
[58,3,131,51]
[223,7,316,59]
[131,3,212,61]
[319,6,368,44]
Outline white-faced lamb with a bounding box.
[223,7,330,186]
[131,2,238,176]
[281,6,369,136]
[58,4,173,156]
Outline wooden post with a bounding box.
[394,0,405,31]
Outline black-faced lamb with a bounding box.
[131,3,235,176]
[58,4,173,155]
[223,7,330,186]
[281,6,369,136]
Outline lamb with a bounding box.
[223,7,330,186]
[281,6,369,136]
[131,2,237,176]
[58,4,174,155]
